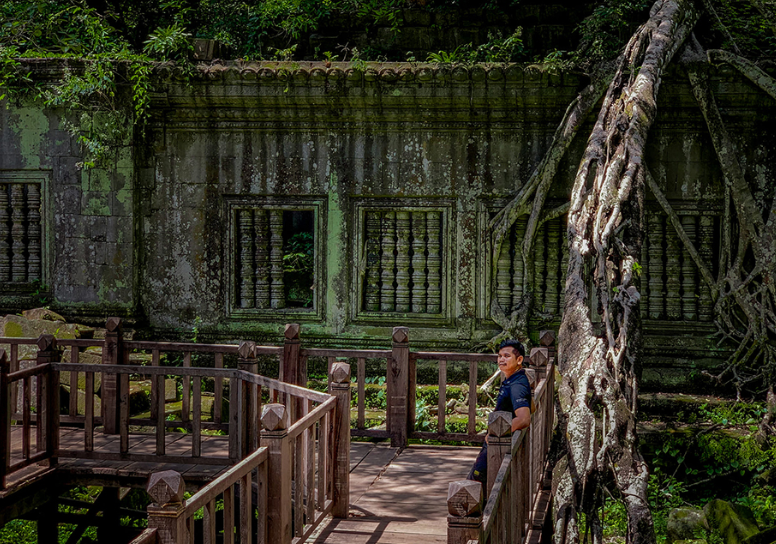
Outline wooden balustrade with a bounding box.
[447,361,556,544]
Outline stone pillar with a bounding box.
[330,362,351,518]
[388,327,410,448]
[102,317,124,434]
[486,411,512,497]
[447,480,482,544]
[146,470,187,544]
[262,403,291,544]
[238,340,258,456]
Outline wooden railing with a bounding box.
[447,362,556,544]
[132,362,351,544]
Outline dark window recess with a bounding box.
[235,208,315,310]
[282,210,315,308]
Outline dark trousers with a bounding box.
[468,442,488,486]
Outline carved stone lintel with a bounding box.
[447,480,482,517]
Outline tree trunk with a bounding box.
[553,1,700,543]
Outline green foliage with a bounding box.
[575,0,650,61]
[283,231,314,307]
[426,29,525,64]
[143,23,192,62]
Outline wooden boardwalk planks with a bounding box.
[312,444,479,544]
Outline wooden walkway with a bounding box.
[312,443,479,543]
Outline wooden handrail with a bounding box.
[127,528,158,544]
[287,396,336,440]
[185,446,269,514]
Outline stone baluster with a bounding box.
[533,223,547,309]
[647,213,665,320]
[641,217,649,320]
[665,216,682,320]
[426,211,442,314]
[698,215,714,321]
[26,184,41,282]
[545,218,561,315]
[238,209,255,308]
[380,212,396,311]
[395,211,411,312]
[496,233,512,311]
[0,185,9,282]
[365,212,381,311]
[11,184,25,282]
[511,218,527,305]
[447,480,482,544]
[269,209,285,309]
[254,209,271,309]
[681,215,697,321]
[411,212,427,313]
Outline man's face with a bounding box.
[497,346,523,377]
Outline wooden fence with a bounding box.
[446,362,556,544]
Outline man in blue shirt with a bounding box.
[467,339,532,486]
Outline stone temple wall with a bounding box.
[1,60,775,391]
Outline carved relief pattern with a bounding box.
[364,209,444,315]
[10,184,26,282]
[253,209,270,309]
[641,218,649,319]
[545,218,561,315]
[533,223,547,310]
[269,209,285,309]
[26,184,41,282]
[560,216,569,307]
[395,211,411,312]
[411,212,427,314]
[0,185,11,282]
[365,212,382,311]
[681,215,697,321]
[698,216,714,322]
[647,214,665,320]
[238,209,255,308]
[380,212,397,312]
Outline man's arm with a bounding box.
[511,406,530,432]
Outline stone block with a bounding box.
[703,499,759,544]
[667,507,709,544]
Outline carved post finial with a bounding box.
[261,403,289,432]
[392,326,409,345]
[237,340,256,360]
[447,480,482,517]
[330,362,351,385]
[488,411,513,438]
[530,347,549,367]
[539,330,556,347]
[106,317,122,333]
[147,470,185,506]
[36,333,56,352]
[284,323,300,341]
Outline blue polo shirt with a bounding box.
[495,368,531,414]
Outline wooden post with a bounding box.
[261,403,291,544]
[102,317,124,434]
[281,323,303,386]
[146,470,187,544]
[238,340,258,456]
[97,487,120,541]
[37,495,59,544]
[0,350,10,489]
[447,480,482,544]
[388,327,410,448]
[330,362,351,518]
[486,411,512,497]
[36,334,60,465]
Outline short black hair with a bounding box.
[498,339,525,357]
